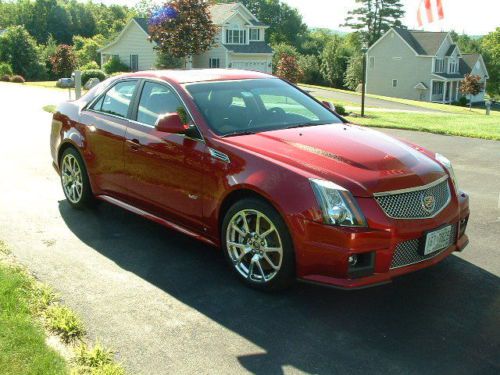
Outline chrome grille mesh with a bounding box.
[375,178,451,219]
[390,224,457,269]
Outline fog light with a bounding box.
[348,255,358,266]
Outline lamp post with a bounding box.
[361,47,367,117]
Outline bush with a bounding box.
[81,69,106,85]
[11,75,25,83]
[276,54,303,83]
[334,104,347,116]
[103,56,129,75]
[50,44,77,78]
[0,74,10,82]
[0,62,13,77]
[80,61,100,71]
[298,55,322,84]
[457,96,468,107]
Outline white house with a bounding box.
[98,2,274,73]
[366,28,489,103]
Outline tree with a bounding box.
[344,54,363,90]
[449,31,482,54]
[271,43,300,73]
[481,28,499,98]
[298,55,322,84]
[50,44,77,78]
[342,0,405,46]
[0,26,46,80]
[148,0,218,66]
[73,35,105,67]
[320,36,350,87]
[276,54,303,83]
[460,74,482,110]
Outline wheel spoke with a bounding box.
[256,259,266,281]
[263,254,280,270]
[263,246,282,253]
[260,227,275,239]
[227,241,246,250]
[248,256,257,279]
[255,213,261,235]
[231,224,246,237]
[240,212,250,233]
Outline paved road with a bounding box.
[300,85,444,113]
[0,82,499,375]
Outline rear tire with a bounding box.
[60,147,95,209]
[221,198,295,291]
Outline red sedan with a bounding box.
[50,69,469,291]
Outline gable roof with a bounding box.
[445,44,457,56]
[210,3,240,24]
[133,17,149,35]
[392,28,448,56]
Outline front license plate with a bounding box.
[423,225,453,255]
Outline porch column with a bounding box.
[455,81,459,101]
[442,80,447,104]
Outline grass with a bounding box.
[0,241,126,375]
[24,81,66,91]
[0,262,67,374]
[347,111,500,140]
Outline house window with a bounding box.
[209,58,220,68]
[226,29,246,44]
[249,28,260,41]
[449,60,458,73]
[432,81,444,95]
[130,55,139,72]
[369,56,375,69]
[392,79,398,88]
[435,58,445,73]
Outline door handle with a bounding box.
[126,139,141,151]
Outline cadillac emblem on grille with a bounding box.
[421,192,436,213]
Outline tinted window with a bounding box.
[92,80,137,118]
[184,79,341,136]
[137,82,184,126]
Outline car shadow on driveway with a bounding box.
[58,201,500,375]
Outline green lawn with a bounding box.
[0,263,67,375]
[347,111,500,140]
[24,81,66,91]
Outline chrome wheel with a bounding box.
[226,209,283,283]
[61,154,83,204]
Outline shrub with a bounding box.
[80,61,100,71]
[45,305,85,342]
[334,104,347,116]
[50,44,77,78]
[11,75,25,83]
[298,55,322,84]
[0,74,11,82]
[0,62,13,77]
[103,56,129,75]
[276,54,303,84]
[81,69,106,85]
[458,96,468,107]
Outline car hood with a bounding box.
[221,124,446,197]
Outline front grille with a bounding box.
[390,224,457,269]
[374,177,451,219]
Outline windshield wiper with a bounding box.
[286,122,329,129]
[221,130,258,138]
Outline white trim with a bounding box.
[220,4,259,25]
[98,19,156,53]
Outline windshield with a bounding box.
[184,79,342,136]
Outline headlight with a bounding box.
[435,153,459,192]
[309,179,367,227]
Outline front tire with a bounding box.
[222,198,295,291]
[60,147,94,209]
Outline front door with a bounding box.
[123,80,206,231]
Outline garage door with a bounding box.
[232,61,268,73]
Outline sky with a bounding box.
[94,0,499,35]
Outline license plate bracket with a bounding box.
[420,225,453,256]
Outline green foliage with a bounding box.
[276,54,303,83]
[460,74,482,109]
[73,342,125,375]
[342,0,405,46]
[80,61,100,71]
[334,104,347,116]
[481,28,499,97]
[103,56,129,75]
[11,75,26,83]
[50,44,77,78]
[156,51,184,69]
[450,31,482,54]
[298,54,322,84]
[0,26,46,80]
[149,0,218,62]
[0,62,13,76]
[271,43,299,73]
[74,35,106,67]
[45,305,85,342]
[320,35,350,87]
[344,54,363,90]
[81,70,106,86]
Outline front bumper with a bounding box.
[293,190,470,289]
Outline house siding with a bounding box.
[366,29,433,101]
[100,22,157,71]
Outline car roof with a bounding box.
[121,69,275,84]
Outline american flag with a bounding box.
[417,0,445,27]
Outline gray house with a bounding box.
[98,2,273,73]
[366,28,489,103]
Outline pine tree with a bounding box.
[342,0,405,46]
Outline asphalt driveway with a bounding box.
[300,85,444,113]
[0,82,498,374]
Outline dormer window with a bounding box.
[226,29,246,44]
[434,58,445,73]
[449,59,459,74]
[249,28,260,41]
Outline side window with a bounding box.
[258,92,319,121]
[92,80,137,118]
[137,82,184,126]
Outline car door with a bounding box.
[123,80,207,231]
[82,79,139,196]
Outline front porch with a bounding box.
[430,79,462,104]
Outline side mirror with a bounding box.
[155,113,187,134]
[322,101,336,112]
